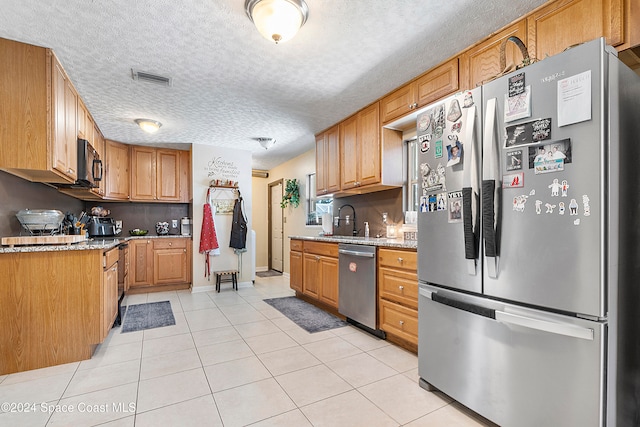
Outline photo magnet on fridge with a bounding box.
[528,138,572,173]
[506,150,523,171]
[446,135,463,167]
[504,118,552,148]
[448,191,463,223]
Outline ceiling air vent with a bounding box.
[131,69,173,87]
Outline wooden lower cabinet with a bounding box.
[0,250,109,375]
[129,237,191,292]
[289,239,303,293]
[378,248,418,349]
[153,238,190,285]
[290,240,339,310]
[102,248,119,341]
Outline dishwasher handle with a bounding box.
[338,249,375,258]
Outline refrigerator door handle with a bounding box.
[482,98,500,278]
[495,311,594,341]
[461,105,478,275]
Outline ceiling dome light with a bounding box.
[245,0,309,44]
[255,137,276,149]
[134,119,162,133]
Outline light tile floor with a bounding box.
[0,275,498,427]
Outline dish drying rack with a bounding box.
[17,218,63,236]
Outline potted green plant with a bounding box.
[281,179,300,208]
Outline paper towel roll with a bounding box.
[322,213,333,235]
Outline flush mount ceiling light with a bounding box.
[134,119,162,133]
[255,137,276,149]
[245,0,309,44]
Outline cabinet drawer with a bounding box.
[103,248,118,269]
[303,241,338,257]
[379,267,418,309]
[378,248,417,271]
[290,239,303,251]
[379,299,418,344]
[153,238,188,250]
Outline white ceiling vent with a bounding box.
[131,69,173,87]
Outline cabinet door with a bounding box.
[153,238,189,284]
[325,125,341,193]
[105,140,130,200]
[319,256,339,308]
[102,262,118,340]
[130,146,156,201]
[156,149,181,201]
[357,102,381,187]
[415,58,460,108]
[129,240,153,288]
[290,250,303,293]
[52,60,78,181]
[92,124,106,197]
[340,114,358,189]
[317,126,341,195]
[302,253,320,299]
[179,150,191,202]
[528,0,625,60]
[460,20,529,89]
[315,132,327,195]
[381,82,416,124]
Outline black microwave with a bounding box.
[77,138,102,188]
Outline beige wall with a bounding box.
[252,149,320,275]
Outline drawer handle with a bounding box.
[397,257,404,263]
[398,285,404,291]
[399,320,404,326]
[169,242,172,246]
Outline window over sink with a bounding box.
[306,173,332,226]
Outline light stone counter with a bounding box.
[0,234,191,254]
[289,235,417,250]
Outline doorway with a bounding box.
[268,180,284,272]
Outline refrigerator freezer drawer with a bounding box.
[418,288,605,427]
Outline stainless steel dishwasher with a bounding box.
[338,243,384,338]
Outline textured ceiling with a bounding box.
[0,0,546,170]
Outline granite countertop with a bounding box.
[289,235,417,250]
[0,234,192,254]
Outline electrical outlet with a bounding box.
[171,219,178,228]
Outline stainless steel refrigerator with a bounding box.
[416,38,640,427]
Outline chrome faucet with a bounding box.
[337,204,358,236]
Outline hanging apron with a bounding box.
[199,188,220,280]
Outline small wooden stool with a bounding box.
[214,270,238,292]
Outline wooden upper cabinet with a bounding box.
[357,102,381,187]
[156,149,180,201]
[77,99,94,145]
[179,149,191,202]
[527,0,625,61]
[339,113,359,189]
[130,146,156,201]
[104,139,130,200]
[381,58,459,124]
[460,20,529,90]
[315,125,340,195]
[52,57,78,182]
[380,82,416,124]
[131,147,182,202]
[340,103,381,189]
[415,58,460,108]
[0,38,81,184]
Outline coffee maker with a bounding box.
[180,217,192,236]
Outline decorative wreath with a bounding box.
[281,179,300,208]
